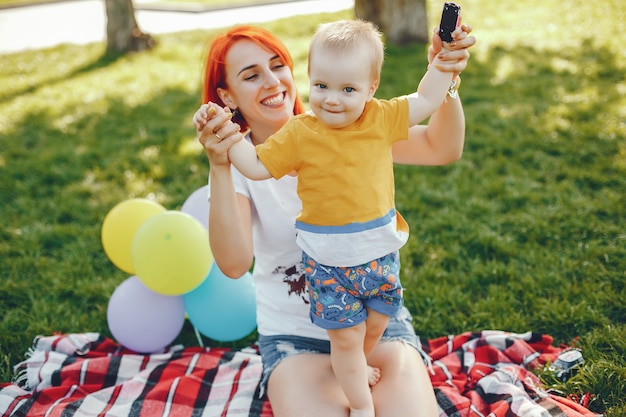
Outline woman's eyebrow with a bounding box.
[237,55,280,76]
[237,64,257,76]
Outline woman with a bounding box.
[193,21,475,417]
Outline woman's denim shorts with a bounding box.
[256,306,430,396]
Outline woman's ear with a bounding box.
[217,88,237,110]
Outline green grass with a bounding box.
[1,0,625,415]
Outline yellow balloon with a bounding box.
[101,199,166,274]
[131,211,213,296]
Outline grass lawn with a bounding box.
[1,0,625,415]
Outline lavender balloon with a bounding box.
[181,185,210,230]
[107,276,185,353]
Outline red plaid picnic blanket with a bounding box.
[0,331,600,417]
[422,331,599,416]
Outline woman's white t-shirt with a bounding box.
[209,158,329,340]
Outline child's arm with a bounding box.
[228,139,272,180]
[406,58,454,126]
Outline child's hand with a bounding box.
[193,102,231,131]
[192,103,212,131]
[199,102,241,141]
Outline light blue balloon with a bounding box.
[183,264,257,342]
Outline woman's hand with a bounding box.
[195,103,242,167]
[429,22,476,76]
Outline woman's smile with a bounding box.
[261,92,286,107]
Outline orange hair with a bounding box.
[202,25,306,131]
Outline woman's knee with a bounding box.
[369,342,438,417]
[369,340,428,378]
[267,353,349,417]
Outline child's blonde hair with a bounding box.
[309,19,385,81]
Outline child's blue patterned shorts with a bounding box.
[304,250,403,330]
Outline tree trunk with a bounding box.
[105,0,156,53]
[355,0,429,46]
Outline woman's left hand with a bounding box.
[429,22,476,75]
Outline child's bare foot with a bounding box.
[368,366,381,386]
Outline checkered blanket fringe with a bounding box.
[0,331,601,417]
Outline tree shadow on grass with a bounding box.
[0,46,136,104]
